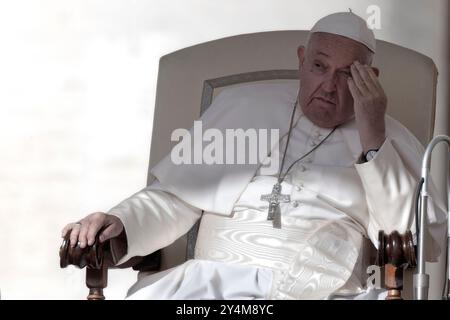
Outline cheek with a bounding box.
[340,89,353,104]
[337,87,355,116]
[299,73,322,100]
[337,81,353,103]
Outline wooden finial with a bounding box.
[377,230,417,300]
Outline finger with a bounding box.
[350,63,370,96]
[69,224,81,247]
[347,77,362,100]
[78,222,90,248]
[366,66,384,92]
[98,223,119,243]
[62,223,75,238]
[86,220,104,246]
[354,63,378,94]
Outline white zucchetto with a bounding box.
[310,11,376,53]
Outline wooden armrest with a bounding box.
[60,228,416,300]
[59,231,161,300]
[377,230,417,300]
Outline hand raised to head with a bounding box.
[347,60,387,153]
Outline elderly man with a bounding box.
[62,12,446,299]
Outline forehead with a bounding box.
[307,32,369,65]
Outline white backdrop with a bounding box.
[0,0,448,299]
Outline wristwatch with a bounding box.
[364,149,379,162]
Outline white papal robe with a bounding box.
[107,83,446,300]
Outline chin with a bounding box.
[304,107,337,128]
[303,101,351,128]
[311,118,338,128]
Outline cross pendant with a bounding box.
[260,182,290,229]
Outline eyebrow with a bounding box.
[313,51,352,72]
[316,51,330,57]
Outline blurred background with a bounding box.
[0,0,448,299]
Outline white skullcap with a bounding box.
[310,11,376,53]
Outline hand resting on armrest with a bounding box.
[61,212,124,249]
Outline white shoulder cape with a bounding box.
[150,82,297,215]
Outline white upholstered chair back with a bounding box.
[146,31,443,299]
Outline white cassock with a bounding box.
[107,83,447,300]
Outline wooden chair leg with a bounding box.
[86,264,108,300]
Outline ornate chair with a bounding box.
[59,30,445,300]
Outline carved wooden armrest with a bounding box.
[59,231,161,300]
[60,228,416,300]
[376,230,417,300]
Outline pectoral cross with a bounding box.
[260,182,290,229]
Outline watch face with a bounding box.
[366,150,377,161]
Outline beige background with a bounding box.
[0,0,448,299]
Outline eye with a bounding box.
[339,70,351,78]
[311,61,326,74]
[314,62,323,69]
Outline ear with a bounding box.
[371,67,380,77]
[297,45,306,66]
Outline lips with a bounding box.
[314,97,336,105]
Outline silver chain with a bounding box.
[277,98,337,184]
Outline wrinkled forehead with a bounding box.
[306,32,372,65]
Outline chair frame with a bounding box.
[59,29,443,299]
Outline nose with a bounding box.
[321,73,337,93]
